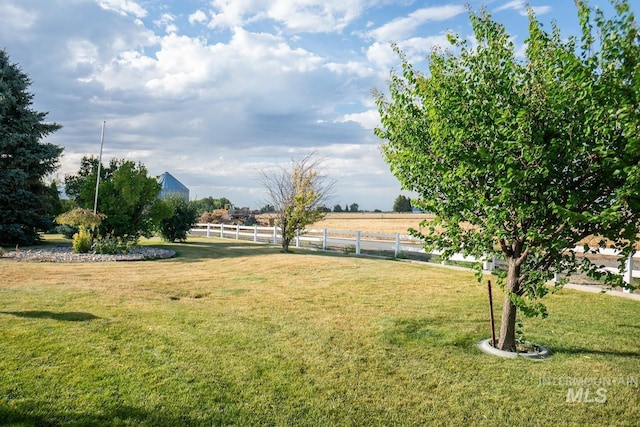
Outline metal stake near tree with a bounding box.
[259,152,335,252]
[375,1,640,351]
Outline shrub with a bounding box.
[159,195,198,242]
[92,235,132,254]
[72,228,93,253]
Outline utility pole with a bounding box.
[93,121,106,214]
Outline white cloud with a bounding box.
[0,3,37,30]
[97,0,147,18]
[189,10,208,25]
[367,5,465,42]
[495,1,551,16]
[91,27,324,100]
[65,39,99,71]
[208,0,366,33]
[155,13,178,34]
[365,34,451,71]
[325,61,375,78]
[336,109,380,130]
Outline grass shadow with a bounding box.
[0,402,223,427]
[550,346,640,358]
[0,311,100,322]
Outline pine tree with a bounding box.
[0,50,63,245]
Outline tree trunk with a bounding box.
[280,217,290,252]
[497,256,520,351]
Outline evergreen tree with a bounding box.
[0,50,63,245]
[393,195,412,212]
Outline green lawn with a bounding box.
[0,236,638,426]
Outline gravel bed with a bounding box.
[1,246,175,262]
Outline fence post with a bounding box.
[623,253,633,293]
[220,224,224,238]
[323,229,327,250]
[273,226,277,245]
[356,231,361,255]
[206,223,210,238]
[395,233,400,257]
[236,224,240,240]
[482,257,494,273]
[296,230,300,248]
[254,225,258,243]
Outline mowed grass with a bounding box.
[0,236,638,426]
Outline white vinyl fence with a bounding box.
[190,223,639,289]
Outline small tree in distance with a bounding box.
[393,195,412,212]
[259,153,335,252]
[375,1,640,351]
[158,195,198,242]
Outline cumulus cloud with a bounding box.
[495,0,551,16]
[208,0,365,33]
[189,10,208,25]
[367,5,466,43]
[98,0,147,18]
[91,27,324,99]
[0,3,37,31]
[336,109,380,130]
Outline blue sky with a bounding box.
[0,0,626,210]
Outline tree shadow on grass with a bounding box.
[0,311,100,322]
[0,402,226,427]
[161,238,357,263]
[550,346,640,358]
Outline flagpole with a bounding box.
[93,121,106,214]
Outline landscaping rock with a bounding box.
[1,246,175,262]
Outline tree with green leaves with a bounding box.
[349,203,359,213]
[0,49,63,245]
[393,195,412,213]
[65,157,171,242]
[259,153,334,252]
[191,196,232,216]
[55,208,104,253]
[158,195,198,242]
[333,204,343,213]
[375,1,640,351]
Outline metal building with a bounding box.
[158,172,189,200]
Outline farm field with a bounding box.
[309,213,640,250]
[309,212,434,234]
[0,235,638,426]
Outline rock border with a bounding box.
[477,338,551,360]
[1,246,175,262]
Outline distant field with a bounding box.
[309,212,435,234]
[309,213,640,249]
